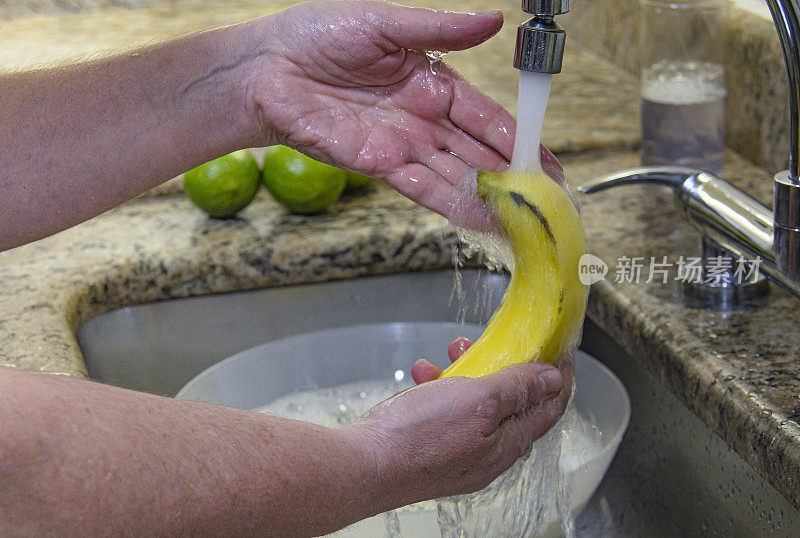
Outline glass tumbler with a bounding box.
[640,0,727,175]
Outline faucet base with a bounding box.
[680,276,770,310]
[678,238,770,310]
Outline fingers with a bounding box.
[411,336,473,385]
[447,76,516,162]
[496,355,575,456]
[411,359,442,384]
[447,337,473,362]
[541,145,565,185]
[384,163,452,212]
[555,351,575,403]
[424,150,474,184]
[383,162,498,232]
[499,385,570,463]
[372,4,504,53]
[480,362,568,467]
[481,363,563,423]
[440,129,508,173]
[383,163,493,231]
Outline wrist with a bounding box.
[341,421,418,514]
[172,17,280,151]
[221,14,285,148]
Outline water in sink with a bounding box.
[254,378,603,537]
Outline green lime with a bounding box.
[184,150,261,218]
[345,171,375,190]
[262,146,347,215]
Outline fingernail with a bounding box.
[474,9,502,17]
[539,368,563,397]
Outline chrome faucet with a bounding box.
[577,0,800,305]
[514,0,569,73]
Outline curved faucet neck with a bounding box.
[766,0,800,181]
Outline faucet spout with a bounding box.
[514,0,569,74]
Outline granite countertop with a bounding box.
[1,0,799,515]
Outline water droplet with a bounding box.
[426,50,447,75]
[394,369,405,382]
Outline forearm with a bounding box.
[0,367,385,536]
[0,17,273,251]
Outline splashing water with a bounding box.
[437,395,588,538]
[254,379,601,537]
[450,245,505,325]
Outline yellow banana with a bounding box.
[440,170,589,378]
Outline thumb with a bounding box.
[372,4,504,52]
[483,363,564,422]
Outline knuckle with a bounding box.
[511,367,533,404]
[475,394,502,424]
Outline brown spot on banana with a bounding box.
[509,191,556,244]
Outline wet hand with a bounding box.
[345,357,569,506]
[246,1,561,230]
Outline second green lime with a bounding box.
[184,150,261,218]
[262,146,347,215]
[345,171,374,190]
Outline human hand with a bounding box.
[344,351,572,508]
[245,1,562,230]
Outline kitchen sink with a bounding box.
[76,269,800,536]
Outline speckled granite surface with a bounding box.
[0,183,458,376]
[1,0,800,516]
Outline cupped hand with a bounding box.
[247,1,561,230]
[343,346,573,508]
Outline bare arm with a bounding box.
[0,2,527,251]
[0,22,262,251]
[1,368,374,536]
[1,361,568,536]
